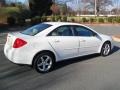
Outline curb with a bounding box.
[82,24,120,26]
[112,36,120,42]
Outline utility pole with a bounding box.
[94,0,97,16]
[77,0,80,16]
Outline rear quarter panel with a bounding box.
[25,37,60,64]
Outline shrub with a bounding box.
[16,9,31,26]
[56,15,61,21]
[89,18,96,23]
[82,17,89,23]
[71,18,75,22]
[62,16,67,22]
[112,17,117,23]
[0,7,19,16]
[17,17,25,26]
[116,17,120,23]
[31,16,41,25]
[7,16,16,26]
[98,18,104,23]
[107,17,113,23]
[51,16,56,21]
[41,16,47,22]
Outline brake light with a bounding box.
[13,38,27,48]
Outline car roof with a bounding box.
[35,22,99,37]
[43,22,82,26]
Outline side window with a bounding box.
[49,26,73,36]
[74,26,94,37]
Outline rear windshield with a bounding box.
[21,24,52,36]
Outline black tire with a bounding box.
[101,42,111,56]
[33,52,55,73]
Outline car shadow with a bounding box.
[110,46,120,55]
[53,45,120,71]
[54,54,100,71]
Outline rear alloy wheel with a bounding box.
[101,42,111,56]
[33,52,55,73]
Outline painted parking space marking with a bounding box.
[112,35,120,42]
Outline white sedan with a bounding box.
[4,22,113,73]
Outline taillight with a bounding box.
[13,38,27,48]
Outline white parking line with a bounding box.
[0,44,4,46]
[0,33,7,36]
[112,36,120,42]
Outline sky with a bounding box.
[67,0,120,11]
[6,0,120,11]
[6,0,27,4]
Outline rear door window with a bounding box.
[73,26,95,37]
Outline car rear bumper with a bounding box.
[4,44,32,65]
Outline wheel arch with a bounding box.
[32,50,56,66]
[98,40,111,53]
[103,40,111,45]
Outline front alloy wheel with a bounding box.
[33,52,55,73]
[101,42,111,56]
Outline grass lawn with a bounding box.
[0,7,20,23]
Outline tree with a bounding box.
[81,0,113,16]
[29,0,53,17]
[51,3,60,14]
[111,8,120,15]
[55,0,73,15]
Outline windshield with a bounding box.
[21,24,52,36]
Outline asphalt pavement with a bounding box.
[0,25,120,90]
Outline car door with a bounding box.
[73,25,101,55]
[47,25,79,59]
